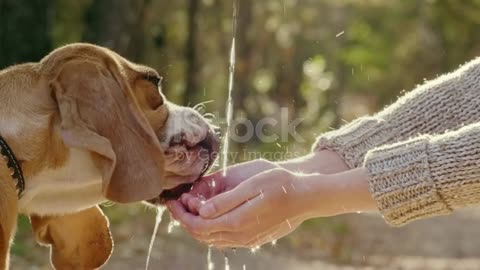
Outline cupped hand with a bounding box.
[167,168,316,248]
[176,159,279,215]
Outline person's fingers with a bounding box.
[172,169,296,236]
[167,200,182,214]
[195,231,260,248]
[205,224,289,249]
[167,200,197,224]
[190,196,304,247]
[198,178,262,219]
[166,200,184,220]
[193,194,267,239]
[169,200,235,235]
[187,196,202,215]
[189,174,226,199]
[178,194,203,214]
[194,220,284,248]
[180,194,190,206]
[197,167,290,219]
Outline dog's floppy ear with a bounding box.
[51,58,165,203]
[30,207,113,270]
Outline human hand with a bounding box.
[168,168,377,248]
[168,168,320,248]
[176,159,279,215]
[176,150,349,215]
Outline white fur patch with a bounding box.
[19,148,106,216]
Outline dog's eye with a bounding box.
[144,74,162,88]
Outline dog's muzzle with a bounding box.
[148,128,220,205]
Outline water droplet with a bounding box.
[290,183,296,190]
[250,246,261,253]
[286,219,292,229]
[197,194,206,203]
[167,220,179,234]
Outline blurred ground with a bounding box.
[10,206,480,270]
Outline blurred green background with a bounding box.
[2,0,480,269]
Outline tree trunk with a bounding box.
[183,0,200,105]
[0,0,53,68]
[83,0,147,62]
[271,44,306,120]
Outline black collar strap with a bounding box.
[0,136,25,197]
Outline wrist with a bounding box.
[301,168,378,219]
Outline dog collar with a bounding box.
[0,136,25,197]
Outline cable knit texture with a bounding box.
[313,57,480,226]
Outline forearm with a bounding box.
[276,150,349,174]
[314,57,480,168]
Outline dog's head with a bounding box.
[42,43,219,204]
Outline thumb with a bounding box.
[198,180,259,219]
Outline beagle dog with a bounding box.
[0,43,219,269]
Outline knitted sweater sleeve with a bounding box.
[364,123,480,226]
[313,57,480,168]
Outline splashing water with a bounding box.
[145,207,166,270]
[207,246,215,270]
[250,246,260,253]
[167,219,180,234]
[221,0,239,177]
[224,254,230,270]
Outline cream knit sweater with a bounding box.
[314,58,480,226]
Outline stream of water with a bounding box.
[145,0,238,268]
[145,207,166,270]
[206,1,239,269]
[221,0,238,177]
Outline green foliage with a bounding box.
[2,0,478,139]
[10,216,31,257]
[0,0,53,68]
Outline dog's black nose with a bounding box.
[199,129,220,156]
